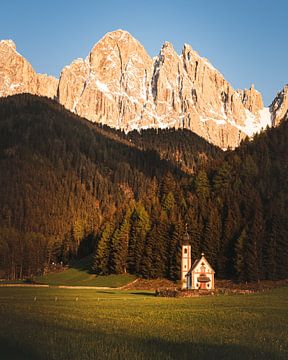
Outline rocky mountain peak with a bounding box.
[239,84,264,115]
[157,42,179,67]
[161,41,176,52]
[89,29,149,67]
[270,84,288,125]
[0,31,286,149]
[102,29,138,42]
[0,38,58,99]
[0,39,17,51]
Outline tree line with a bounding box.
[0,94,287,281]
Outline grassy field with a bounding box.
[0,286,287,360]
[35,257,136,287]
[35,270,136,287]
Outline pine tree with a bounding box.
[161,191,175,214]
[233,227,247,282]
[201,207,221,268]
[161,172,176,197]
[140,227,155,278]
[186,207,201,261]
[110,207,132,274]
[263,227,277,280]
[152,215,169,278]
[268,205,288,279]
[92,223,112,275]
[212,162,232,194]
[168,222,183,280]
[194,169,210,200]
[128,204,150,274]
[245,235,259,282]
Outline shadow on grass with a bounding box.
[0,336,40,360]
[130,291,156,297]
[0,323,283,360]
[140,338,282,360]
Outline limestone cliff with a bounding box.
[57,30,272,149]
[1,31,287,149]
[270,85,288,126]
[0,40,58,99]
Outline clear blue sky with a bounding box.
[0,0,287,105]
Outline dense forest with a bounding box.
[0,94,287,282]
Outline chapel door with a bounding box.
[199,282,206,290]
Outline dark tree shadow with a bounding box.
[130,291,156,297]
[0,336,40,360]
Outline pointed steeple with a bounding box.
[183,223,190,244]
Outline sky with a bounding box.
[0,0,287,105]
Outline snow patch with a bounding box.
[242,108,271,136]
[258,107,272,130]
[9,83,23,91]
[95,79,110,93]
[227,108,272,137]
[200,116,226,125]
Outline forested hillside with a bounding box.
[0,94,287,282]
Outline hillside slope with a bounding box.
[0,94,287,282]
[0,94,218,279]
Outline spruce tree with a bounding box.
[110,207,132,274]
[201,207,221,268]
[233,227,247,282]
[128,204,150,274]
[168,222,183,280]
[194,169,210,200]
[92,223,112,275]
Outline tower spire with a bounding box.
[183,223,190,244]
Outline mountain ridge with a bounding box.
[0,30,287,149]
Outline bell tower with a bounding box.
[181,227,191,289]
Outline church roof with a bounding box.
[187,253,215,274]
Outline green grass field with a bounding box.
[35,270,136,287]
[35,257,136,287]
[0,286,287,360]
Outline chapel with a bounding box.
[181,244,215,290]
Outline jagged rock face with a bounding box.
[59,31,155,129]
[36,74,58,99]
[238,84,264,114]
[1,31,286,149]
[58,58,90,111]
[0,40,58,99]
[58,30,271,149]
[270,85,288,126]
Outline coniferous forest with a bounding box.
[0,94,287,282]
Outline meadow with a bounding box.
[0,286,287,359]
[34,256,137,287]
[35,269,136,287]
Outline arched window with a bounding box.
[184,248,187,254]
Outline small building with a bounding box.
[181,244,215,290]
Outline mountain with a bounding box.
[0,40,58,99]
[270,84,288,126]
[1,30,287,149]
[0,94,287,282]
